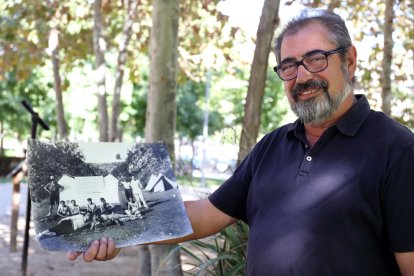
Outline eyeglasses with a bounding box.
[273,46,349,81]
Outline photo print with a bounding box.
[27,139,192,251]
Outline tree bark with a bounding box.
[237,0,281,164]
[110,0,140,141]
[137,245,152,276]
[142,0,181,275]
[381,0,395,116]
[0,120,3,156]
[49,28,68,140]
[93,0,109,141]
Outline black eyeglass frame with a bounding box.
[273,46,349,81]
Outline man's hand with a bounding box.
[67,237,121,262]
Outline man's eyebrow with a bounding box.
[280,49,325,64]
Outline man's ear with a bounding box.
[347,45,357,80]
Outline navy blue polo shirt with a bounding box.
[209,95,414,275]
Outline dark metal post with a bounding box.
[20,100,49,276]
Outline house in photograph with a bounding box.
[58,174,120,207]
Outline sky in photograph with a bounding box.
[78,142,134,163]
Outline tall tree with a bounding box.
[49,27,67,140]
[381,0,395,115]
[237,0,281,164]
[93,0,109,141]
[109,0,140,142]
[139,0,181,275]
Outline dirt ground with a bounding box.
[0,182,211,276]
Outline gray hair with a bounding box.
[274,9,352,64]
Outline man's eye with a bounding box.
[281,63,296,72]
[307,55,325,63]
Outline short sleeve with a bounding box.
[208,149,255,223]
[385,144,414,252]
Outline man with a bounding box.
[86,198,97,215]
[69,200,80,215]
[125,197,142,220]
[99,197,115,218]
[96,198,122,226]
[44,175,64,216]
[56,200,72,218]
[38,212,92,238]
[68,9,414,275]
[130,175,148,209]
[118,177,134,204]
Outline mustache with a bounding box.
[291,79,328,100]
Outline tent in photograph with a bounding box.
[58,174,120,206]
[145,173,177,192]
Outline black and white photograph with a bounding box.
[26,139,192,251]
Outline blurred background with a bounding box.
[0,0,413,275]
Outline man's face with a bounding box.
[280,24,355,125]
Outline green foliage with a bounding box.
[180,221,249,276]
[176,75,226,141]
[0,70,52,138]
[121,81,148,139]
[260,67,288,133]
[177,81,204,140]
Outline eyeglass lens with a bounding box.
[277,52,328,80]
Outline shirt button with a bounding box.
[306,156,312,161]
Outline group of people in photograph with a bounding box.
[38,174,151,238]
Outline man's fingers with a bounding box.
[83,240,100,262]
[67,250,82,261]
[95,237,109,260]
[68,238,120,262]
[106,238,121,260]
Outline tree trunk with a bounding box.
[142,0,181,275]
[49,28,68,140]
[93,0,109,142]
[137,245,152,276]
[0,120,3,156]
[145,0,178,161]
[110,0,140,141]
[237,0,281,164]
[381,0,394,116]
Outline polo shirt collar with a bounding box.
[287,94,371,139]
[334,94,370,136]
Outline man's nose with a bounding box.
[295,64,313,83]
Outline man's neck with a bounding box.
[304,93,356,147]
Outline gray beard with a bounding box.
[290,80,352,125]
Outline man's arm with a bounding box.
[175,198,237,241]
[68,198,236,262]
[43,183,51,193]
[395,252,414,276]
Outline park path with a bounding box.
[0,182,212,275]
